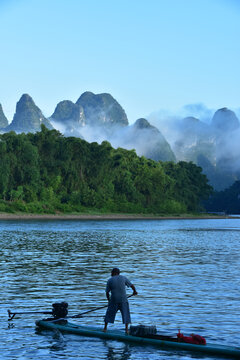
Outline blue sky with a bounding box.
[0,0,240,124]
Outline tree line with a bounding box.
[0,126,212,214]
[204,180,240,214]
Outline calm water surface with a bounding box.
[0,218,240,359]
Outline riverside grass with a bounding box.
[0,211,230,220]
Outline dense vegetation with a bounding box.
[0,126,212,214]
[204,181,240,214]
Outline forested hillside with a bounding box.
[2,93,240,193]
[0,126,212,214]
[204,181,240,214]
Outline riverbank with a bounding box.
[0,212,238,220]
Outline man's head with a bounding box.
[111,267,120,276]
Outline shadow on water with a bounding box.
[103,342,131,360]
[35,327,211,360]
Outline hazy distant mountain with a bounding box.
[129,118,176,162]
[211,108,240,189]
[163,109,240,190]
[181,116,209,136]
[51,100,85,124]
[50,100,85,137]
[76,91,128,127]
[173,116,214,163]
[49,91,128,138]
[5,94,53,133]
[2,92,240,192]
[0,104,8,129]
[211,107,240,132]
[50,92,175,162]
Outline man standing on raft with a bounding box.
[103,267,138,334]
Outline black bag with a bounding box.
[130,325,157,337]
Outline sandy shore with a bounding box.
[0,213,238,220]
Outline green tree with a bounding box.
[0,140,10,199]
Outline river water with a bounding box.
[0,218,240,359]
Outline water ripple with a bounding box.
[0,219,240,359]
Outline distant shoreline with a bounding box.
[0,213,239,220]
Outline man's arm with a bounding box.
[131,284,138,295]
[106,291,110,301]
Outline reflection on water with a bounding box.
[0,219,240,359]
